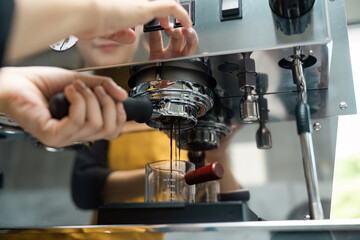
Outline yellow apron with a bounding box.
[107,129,188,202]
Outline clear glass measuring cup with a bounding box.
[145,160,195,203]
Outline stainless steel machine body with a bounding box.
[1,0,358,237]
[44,0,354,121]
[11,0,356,122]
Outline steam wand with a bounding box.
[292,47,324,220]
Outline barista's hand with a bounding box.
[78,0,193,44]
[0,67,128,148]
[148,27,199,60]
[7,0,192,62]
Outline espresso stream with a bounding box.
[169,120,181,201]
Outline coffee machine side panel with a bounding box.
[15,0,331,70]
[326,0,357,117]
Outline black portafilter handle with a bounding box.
[49,92,153,123]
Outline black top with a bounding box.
[0,0,15,67]
[71,140,113,209]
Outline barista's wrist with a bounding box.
[0,83,5,114]
[74,0,101,38]
[0,68,12,112]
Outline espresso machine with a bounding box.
[92,0,355,224]
[2,0,360,239]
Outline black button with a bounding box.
[144,0,195,32]
[144,18,163,33]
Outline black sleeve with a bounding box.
[71,140,113,209]
[0,0,15,67]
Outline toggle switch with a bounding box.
[220,0,242,21]
[143,18,163,33]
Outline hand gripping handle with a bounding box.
[49,92,153,123]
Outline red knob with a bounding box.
[184,162,224,185]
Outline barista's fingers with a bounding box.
[181,28,198,56]
[92,86,118,140]
[152,0,184,29]
[148,1,192,28]
[73,80,103,133]
[158,16,171,29]
[164,25,174,35]
[148,30,164,60]
[167,28,184,54]
[99,77,128,102]
[106,29,137,44]
[50,84,87,146]
[63,84,86,129]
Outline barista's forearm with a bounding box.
[5,0,96,62]
[102,169,145,203]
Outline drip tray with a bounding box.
[97,201,259,224]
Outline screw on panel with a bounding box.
[313,122,322,131]
[304,215,311,220]
[339,102,348,110]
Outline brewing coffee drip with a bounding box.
[129,58,216,131]
[168,119,182,202]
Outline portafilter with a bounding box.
[128,58,216,130]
